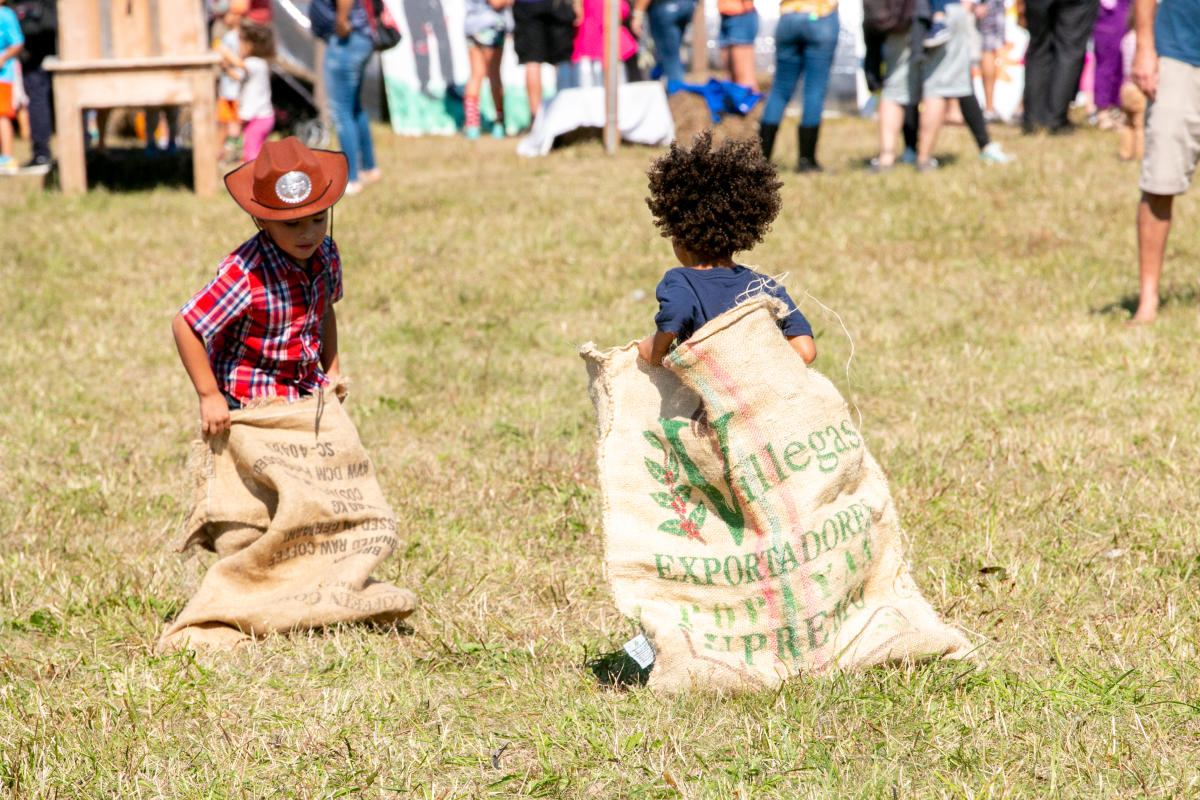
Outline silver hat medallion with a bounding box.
[275,170,313,204]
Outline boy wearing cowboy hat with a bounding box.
[172,137,349,436]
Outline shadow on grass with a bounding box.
[1091,283,1200,317]
[586,648,651,689]
[856,152,960,171]
[85,147,195,192]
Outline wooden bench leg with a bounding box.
[53,79,87,194]
[190,72,218,197]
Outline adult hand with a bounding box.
[336,17,352,37]
[631,11,645,38]
[973,2,987,19]
[1133,47,1158,100]
[199,393,232,438]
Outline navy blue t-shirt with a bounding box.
[653,266,813,343]
[1157,0,1200,67]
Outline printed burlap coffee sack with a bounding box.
[159,390,417,652]
[581,297,969,692]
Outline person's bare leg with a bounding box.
[466,46,486,101]
[917,95,948,164]
[981,50,998,113]
[526,63,543,121]
[1132,192,1174,323]
[877,99,904,166]
[729,44,756,89]
[487,47,505,127]
[0,116,13,159]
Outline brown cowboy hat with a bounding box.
[224,137,349,221]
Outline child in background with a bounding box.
[172,136,348,432]
[638,132,817,367]
[463,0,512,139]
[924,0,951,47]
[1116,12,1144,162]
[571,0,637,89]
[213,0,250,161]
[234,19,275,162]
[0,0,24,173]
[1092,0,1131,131]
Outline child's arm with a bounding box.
[787,334,817,365]
[637,331,676,367]
[630,0,649,36]
[172,313,232,437]
[216,39,242,68]
[321,306,340,383]
[0,41,21,67]
[336,0,354,37]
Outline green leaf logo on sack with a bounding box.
[643,429,708,542]
[643,411,865,548]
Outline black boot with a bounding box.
[797,125,822,173]
[759,122,779,161]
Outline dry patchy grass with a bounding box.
[2,117,1200,798]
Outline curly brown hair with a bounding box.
[645,131,783,261]
[239,19,276,59]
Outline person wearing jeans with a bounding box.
[632,0,696,84]
[758,0,839,172]
[325,2,379,194]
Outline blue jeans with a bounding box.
[647,0,696,84]
[324,31,377,182]
[761,9,840,128]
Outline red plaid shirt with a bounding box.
[181,231,342,402]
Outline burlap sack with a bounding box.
[582,297,970,692]
[159,389,417,651]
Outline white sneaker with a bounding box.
[980,142,1015,164]
[344,180,363,196]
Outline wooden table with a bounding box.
[45,53,222,196]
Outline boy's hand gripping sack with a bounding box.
[159,389,417,651]
[582,298,969,691]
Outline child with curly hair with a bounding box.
[637,132,817,367]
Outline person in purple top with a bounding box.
[1092,0,1132,129]
[637,132,817,367]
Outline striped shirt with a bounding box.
[181,231,342,402]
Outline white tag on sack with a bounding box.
[623,634,656,669]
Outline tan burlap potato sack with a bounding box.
[159,390,417,651]
[582,297,970,692]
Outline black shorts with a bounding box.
[512,0,576,65]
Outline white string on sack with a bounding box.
[735,267,863,431]
[800,287,862,432]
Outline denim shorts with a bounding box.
[468,22,507,49]
[719,9,759,48]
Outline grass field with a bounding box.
[3,116,1200,798]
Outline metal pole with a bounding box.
[603,0,620,154]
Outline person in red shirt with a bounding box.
[172,137,349,437]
